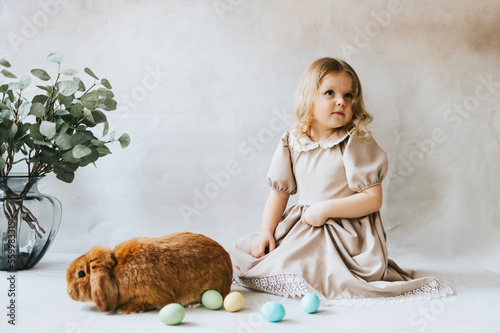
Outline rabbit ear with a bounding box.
[88,246,118,312]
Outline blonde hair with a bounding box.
[293,57,373,139]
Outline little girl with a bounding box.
[230,57,452,304]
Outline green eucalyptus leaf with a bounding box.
[102,121,109,136]
[83,108,94,122]
[69,131,92,146]
[32,94,48,105]
[29,124,44,140]
[30,102,46,118]
[47,53,65,64]
[118,133,130,148]
[0,128,8,142]
[75,125,87,132]
[72,144,92,158]
[80,90,99,110]
[0,84,8,93]
[59,80,79,96]
[84,67,99,80]
[91,139,106,146]
[97,87,114,98]
[19,75,32,89]
[9,75,31,91]
[92,110,107,123]
[70,103,83,117]
[7,90,15,103]
[59,122,70,134]
[58,94,74,109]
[101,98,117,111]
[18,101,32,119]
[100,78,112,89]
[0,58,11,68]
[55,109,71,116]
[9,122,18,139]
[31,68,51,81]
[1,69,17,79]
[96,145,112,157]
[79,147,99,166]
[55,133,72,150]
[0,108,10,120]
[8,82,22,90]
[55,170,75,183]
[62,150,79,163]
[39,146,59,164]
[0,156,5,170]
[57,162,79,173]
[62,69,77,76]
[36,85,51,93]
[40,120,56,138]
[73,77,86,91]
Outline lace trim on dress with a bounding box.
[288,130,350,152]
[232,274,454,306]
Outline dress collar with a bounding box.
[289,129,350,152]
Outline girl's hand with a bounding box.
[252,231,275,258]
[302,202,328,227]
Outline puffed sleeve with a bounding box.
[267,131,297,195]
[342,134,388,192]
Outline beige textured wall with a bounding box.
[1,0,498,268]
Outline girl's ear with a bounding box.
[87,246,118,312]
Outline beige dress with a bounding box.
[230,129,453,305]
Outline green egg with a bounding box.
[202,290,223,310]
[159,303,185,325]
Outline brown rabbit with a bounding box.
[66,232,233,314]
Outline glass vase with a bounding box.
[0,175,62,271]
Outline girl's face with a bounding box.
[311,71,354,139]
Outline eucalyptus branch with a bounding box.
[46,72,61,116]
[12,158,28,165]
[83,81,97,95]
[13,90,22,122]
[27,149,32,175]
[0,52,129,191]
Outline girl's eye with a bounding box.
[345,93,353,99]
[326,90,334,96]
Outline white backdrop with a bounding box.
[1,0,499,271]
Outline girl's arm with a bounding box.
[302,184,383,226]
[251,189,290,258]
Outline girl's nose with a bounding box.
[336,96,345,107]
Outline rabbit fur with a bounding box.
[66,232,233,314]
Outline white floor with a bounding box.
[1,253,499,333]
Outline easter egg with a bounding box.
[301,293,320,314]
[202,290,223,310]
[223,291,245,312]
[158,303,185,326]
[261,301,285,322]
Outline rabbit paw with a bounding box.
[117,303,151,314]
[186,301,201,308]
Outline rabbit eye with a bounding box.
[78,271,86,278]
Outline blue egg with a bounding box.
[261,301,286,322]
[301,293,320,314]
